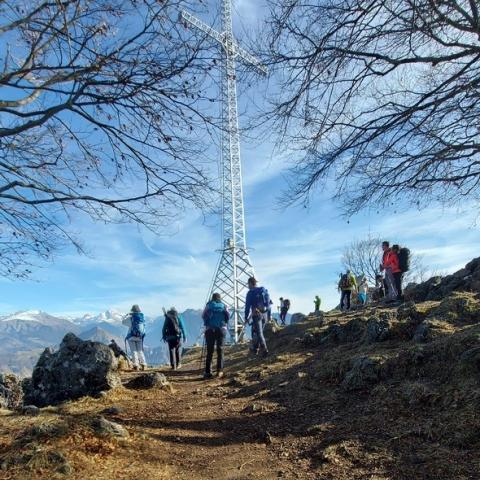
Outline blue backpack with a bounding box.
[129,312,145,338]
[252,287,269,316]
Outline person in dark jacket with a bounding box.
[391,244,404,301]
[245,277,270,357]
[162,307,187,370]
[202,293,230,379]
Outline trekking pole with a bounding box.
[199,335,206,373]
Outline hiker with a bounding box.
[202,292,229,379]
[358,276,369,306]
[280,298,290,325]
[314,295,321,312]
[391,244,405,301]
[122,304,147,371]
[245,277,270,357]
[109,339,129,362]
[162,307,187,370]
[338,270,357,311]
[375,274,385,300]
[380,241,398,302]
[267,299,273,322]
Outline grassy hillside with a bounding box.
[0,294,479,479]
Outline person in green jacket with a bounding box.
[314,295,321,312]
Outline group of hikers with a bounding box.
[118,242,405,376]
[117,276,283,379]
[338,240,410,311]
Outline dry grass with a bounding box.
[1,299,480,479]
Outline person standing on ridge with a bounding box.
[245,277,270,357]
[280,298,290,325]
[202,293,230,379]
[391,244,406,301]
[380,241,398,302]
[314,295,321,313]
[123,304,147,371]
[162,307,187,370]
[338,270,357,311]
[358,276,369,306]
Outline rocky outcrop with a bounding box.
[429,292,480,324]
[342,356,382,391]
[0,373,23,410]
[366,315,391,343]
[405,257,480,302]
[290,313,307,324]
[125,372,168,390]
[25,333,121,407]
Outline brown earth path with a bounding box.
[117,362,311,480]
[0,347,316,480]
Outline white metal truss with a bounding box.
[181,1,267,342]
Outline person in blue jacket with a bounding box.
[122,304,147,371]
[245,277,270,357]
[162,307,187,370]
[202,293,230,379]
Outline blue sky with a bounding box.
[1,0,478,317]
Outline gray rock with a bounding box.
[397,302,425,323]
[290,313,307,324]
[413,322,432,343]
[342,356,381,391]
[125,372,168,390]
[366,316,390,343]
[25,333,121,407]
[0,373,23,410]
[101,406,123,415]
[22,405,40,416]
[91,416,129,438]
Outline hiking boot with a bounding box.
[177,363,182,370]
[203,372,213,380]
[262,350,269,358]
[217,371,224,378]
[140,364,147,371]
[133,365,139,371]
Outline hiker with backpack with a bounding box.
[245,277,270,357]
[392,244,409,301]
[314,295,321,313]
[380,241,398,302]
[280,298,290,325]
[122,304,147,371]
[202,292,230,379]
[338,270,357,311]
[162,307,187,370]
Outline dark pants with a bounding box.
[251,315,268,353]
[393,272,403,298]
[168,338,181,369]
[280,307,288,325]
[205,327,225,375]
[340,290,352,311]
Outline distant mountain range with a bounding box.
[0,309,205,376]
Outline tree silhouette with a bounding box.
[0,0,218,277]
[262,0,480,214]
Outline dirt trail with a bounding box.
[122,364,303,480]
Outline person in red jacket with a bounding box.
[391,244,403,301]
[380,241,398,302]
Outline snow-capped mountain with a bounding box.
[73,309,125,326]
[0,308,204,376]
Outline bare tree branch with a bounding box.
[260,0,480,214]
